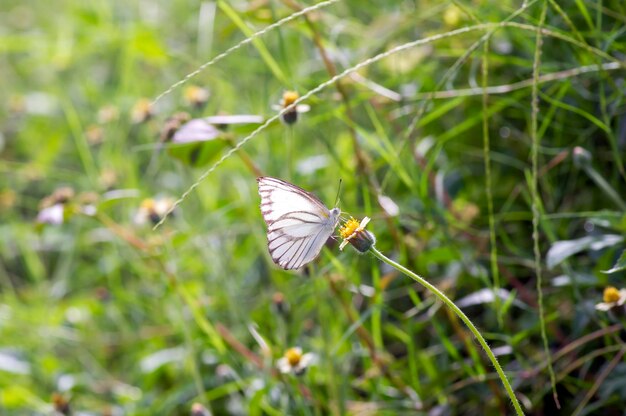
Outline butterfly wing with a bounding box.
[257,177,339,270]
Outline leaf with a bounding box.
[551,273,598,287]
[140,347,186,373]
[167,139,230,167]
[455,288,526,310]
[546,235,623,270]
[603,249,626,274]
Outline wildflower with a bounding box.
[0,189,17,212]
[134,197,175,225]
[51,393,70,415]
[160,112,191,143]
[41,187,75,206]
[339,217,375,252]
[572,146,592,169]
[36,187,98,225]
[99,169,118,190]
[271,291,290,316]
[85,124,104,145]
[76,192,98,216]
[36,187,75,225]
[131,98,153,124]
[191,402,211,416]
[183,85,210,109]
[595,286,626,311]
[37,203,65,225]
[97,104,119,124]
[277,347,316,375]
[273,90,310,125]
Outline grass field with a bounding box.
[2,0,626,414]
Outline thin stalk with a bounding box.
[530,1,560,408]
[481,37,502,326]
[369,246,524,416]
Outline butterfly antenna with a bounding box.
[334,178,343,208]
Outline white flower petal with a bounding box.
[296,104,310,113]
[37,204,64,225]
[299,353,317,367]
[276,358,291,374]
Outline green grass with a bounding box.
[2,0,626,414]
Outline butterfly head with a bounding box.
[329,207,341,224]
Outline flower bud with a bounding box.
[339,217,376,253]
[572,146,592,169]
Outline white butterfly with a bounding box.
[257,177,340,270]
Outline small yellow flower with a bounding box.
[85,124,104,145]
[0,189,17,211]
[277,347,316,375]
[131,98,153,124]
[273,90,310,125]
[183,85,210,109]
[605,287,621,303]
[134,197,175,225]
[339,217,374,252]
[596,286,626,311]
[51,393,70,415]
[97,104,119,124]
[40,187,75,209]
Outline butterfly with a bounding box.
[257,177,340,270]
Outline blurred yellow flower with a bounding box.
[273,90,310,125]
[183,85,210,109]
[131,98,153,124]
[277,347,316,375]
[134,197,175,225]
[596,286,626,311]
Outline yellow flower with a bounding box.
[281,90,299,107]
[596,286,626,311]
[277,347,316,375]
[131,98,153,124]
[339,217,374,252]
[134,197,175,225]
[183,85,210,109]
[272,90,310,125]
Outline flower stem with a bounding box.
[369,246,524,416]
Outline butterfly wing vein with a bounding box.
[257,177,338,270]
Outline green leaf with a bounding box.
[167,139,230,167]
[546,234,623,270]
[603,249,626,274]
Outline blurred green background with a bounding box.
[2,0,626,414]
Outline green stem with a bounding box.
[369,246,524,416]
